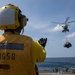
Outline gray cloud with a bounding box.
[50,24,62,32]
[65,32,75,39]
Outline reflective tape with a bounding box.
[0,43,24,50]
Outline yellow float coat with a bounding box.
[0,32,46,75]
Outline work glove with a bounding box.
[38,38,47,48]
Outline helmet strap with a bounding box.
[21,28,24,34]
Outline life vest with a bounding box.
[0,32,36,75]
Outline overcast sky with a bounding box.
[0,0,75,58]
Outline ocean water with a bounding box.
[36,57,75,71]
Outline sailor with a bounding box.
[0,4,47,75]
